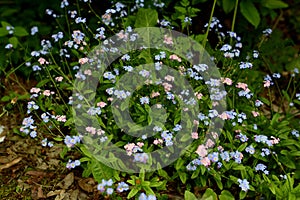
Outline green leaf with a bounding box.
[1,8,19,17]
[0,27,8,37]
[175,6,186,14]
[36,79,50,87]
[184,190,197,200]
[127,187,139,199]
[135,8,158,28]
[222,0,235,13]
[262,0,288,9]
[178,171,187,184]
[279,156,296,169]
[237,142,248,152]
[239,190,247,199]
[1,96,10,102]
[14,26,29,37]
[8,37,18,48]
[240,0,261,28]
[201,188,217,200]
[219,190,235,200]
[260,97,270,106]
[175,158,185,170]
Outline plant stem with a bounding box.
[202,0,217,49]
[231,0,239,33]
[230,0,239,45]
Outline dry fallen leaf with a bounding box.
[54,190,66,200]
[78,178,95,193]
[57,172,74,189]
[47,190,65,197]
[69,189,79,200]
[0,157,22,171]
[37,186,46,199]
[0,136,5,143]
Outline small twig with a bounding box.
[0,157,22,171]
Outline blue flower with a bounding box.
[291,129,299,138]
[134,153,149,163]
[245,145,255,154]
[237,179,250,191]
[255,163,267,171]
[139,193,156,200]
[255,163,268,174]
[239,62,253,69]
[117,182,129,192]
[66,159,80,169]
[106,188,114,195]
[255,100,263,107]
[237,133,248,142]
[30,131,37,138]
[41,138,48,147]
[263,28,272,36]
[184,17,192,24]
[140,96,150,105]
[220,44,232,51]
[261,148,270,157]
[5,44,13,49]
[208,152,219,162]
[220,151,230,162]
[123,65,133,72]
[173,124,182,132]
[32,65,41,71]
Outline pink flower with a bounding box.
[169,54,182,62]
[163,35,173,45]
[156,104,162,109]
[193,120,199,125]
[86,126,96,134]
[205,139,215,148]
[43,90,54,96]
[107,97,114,101]
[195,92,203,100]
[236,82,248,90]
[84,69,92,75]
[97,129,105,135]
[97,102,107,108]
[164,75,175,82]
[30,87,40,93]
[56,115,66,122]
[252,111,260,117]
[263,80,271,88]
[196,144,207,157]
[179,66,185,74]
[270,136,280,144]
[162,82,172,92]
[201,157,211,167]
[151,92,160,98]
[219,112,229,120]
[191,132,198,139]
[117,30,127,39]
[222,77,232,85]
[38,57,48,65]
[55,76,63,82]
[137,142,144,148]
[183,107,189,111]
[153,139,163,145]
[79,57,89,65]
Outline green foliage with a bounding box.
[240,0,261,28]
[135,8,158,28]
